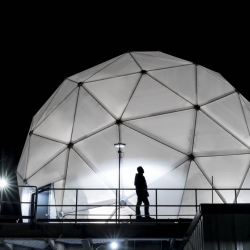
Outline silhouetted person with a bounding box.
[134,166,151,219]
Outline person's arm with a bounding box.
[134,174,137,187]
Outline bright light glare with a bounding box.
[110,242,118,249]
[0,179,8,188]
[114,143,126,148]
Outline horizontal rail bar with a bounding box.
[34,204,199,207]
[8,186,250,191]
[36,218,193,222]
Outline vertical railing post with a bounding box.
[155,189,157,220]
[116,189,117,224]
[0,188,2,215]
[34,187,38,224]
[235,189,237,204]
[75,189,78,224]
[212,176,214,204]
[195,189,198,212]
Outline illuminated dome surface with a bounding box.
[17,51,250,219]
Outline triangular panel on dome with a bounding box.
[26,135,67,179]
[86,53,141,82]
[35,80,78,128]
[179,161,223,218]
[193,111,250,156]
[72,87,116,142]
[237,167,250,203]
[62,149,116,214]
[148,161,190,219]
[201,66,234,89]
[196,154,250,203]
[197,66,235,106]
[17,135,30,179]
[54,179,65,212]
[27,149,68,187]
[16,174,24,205]
[74,125,119,189]
[122,75,193,120]
[84,74,141,119]
[133,51,191,63]
[240,95,250,133]
[86,206,116,220]
[148,64,196,105]
[34,88,79,143]
[118,206,136,220]
[131,52,191,71]
[240,94,250,111]
[120,125,188,199]
[68,55,123,83]
[201,93,250,148]
[124,109,195,154]
[31,84,61,130]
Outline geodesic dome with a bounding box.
[17,51,250,219]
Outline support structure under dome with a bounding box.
[16,51,250,221]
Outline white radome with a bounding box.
[17,51,250,219]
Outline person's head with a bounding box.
[137,166,144,174]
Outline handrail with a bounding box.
[0,186,249,223]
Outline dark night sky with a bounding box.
[1,5,250,186]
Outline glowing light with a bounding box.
[0,179,8,188]
[110,242,118,249]
[114,143,126,148]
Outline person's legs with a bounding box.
[136,196,143,218]
[142,196,150,217]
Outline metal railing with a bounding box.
[0,186,249,224]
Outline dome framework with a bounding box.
[17,51,250,219]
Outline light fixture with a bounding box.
[0,179,8,188]
[110,242,118,249]
[114,143,126,148]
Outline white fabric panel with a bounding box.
[201,93,250,147]
[148,65,196,105]
[31,85,60,130]
[17,174,24,206]
[148,161,190,219]
[131,53,189,71]
[26,135,67,179]
[54,179,65,212]
[36,80,78,128]
[197,66,234,105]
[63,149,114,212]
[134,51,191,63]
[120,125,188,199]
[240,94,250,111]
[49,185,57,219]
[179,161,223,217]
[193,111,250,156]
[238,168,250,203]
[74,125,119,188]
[202,66,234,89]
[20,185,35,222]
[196,155,250,203]
[240,95,250,132]
[122,75,193,120]
[124,110,195,154]
[34,88,78,143]
[68,55,122,82]
[119,206,135,219]
[72,87,115,142]
[86,54,141,82]
[17,135,30,179]
[28,149,68,187]
[84,74,141,119]
[87,206,116,220]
